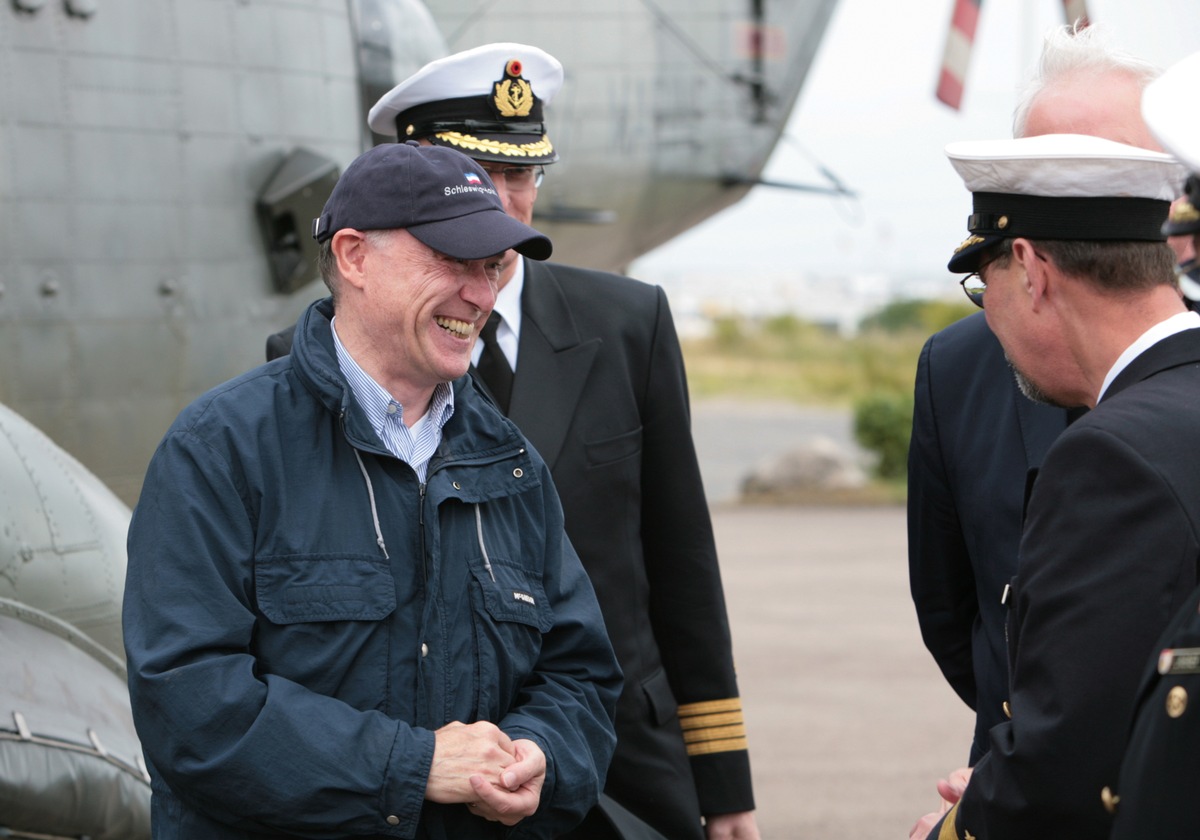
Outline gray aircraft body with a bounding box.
[0,0,838,836]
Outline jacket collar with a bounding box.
[1102,326,1200,403]
[293,297,527,463]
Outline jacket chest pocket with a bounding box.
[254,554,397,702]
[469,560,554,712]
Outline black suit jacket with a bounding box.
[493,260,751,840]
[907,312,1066,761]
[1110,581,1200,839]
[939,328,1200,839]
[266,262,753,839]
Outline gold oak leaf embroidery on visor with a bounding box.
[435,131,554,159]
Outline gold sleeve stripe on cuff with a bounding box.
[678,698,743,717]
[937,802,960,840]
[680,711,744,731]
[685,735,750,756]
[682,723,747,744]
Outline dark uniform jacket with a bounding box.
[907,312,1066,762]
[492,260,752,840]
[1110,581,1200,839]
[934,327,1200,840]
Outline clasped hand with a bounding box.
[426,720,546,826]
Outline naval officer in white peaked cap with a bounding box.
[910,133,1200,840]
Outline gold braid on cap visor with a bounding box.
[435,131,554,159]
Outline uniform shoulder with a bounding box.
[539,261,660,303]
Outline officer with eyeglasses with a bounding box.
[270,43,760,840]
[910,132,1199,840]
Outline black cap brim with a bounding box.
[407,207,552,261]
[948,234,1005,273]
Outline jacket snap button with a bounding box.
[421,643,428,658]
[513,468,523,478]
[386,815,400,825]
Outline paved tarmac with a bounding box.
[710,506,974,839]
[689,400,973,838]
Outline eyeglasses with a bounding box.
[960,273,986,308]
[958,250,1009,309]
[479,164,545,192]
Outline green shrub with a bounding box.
[860,298,975,334]
[853,390,914,480]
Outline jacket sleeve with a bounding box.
[633,286,755,815]
[499,458,622,838]
[907,331,979,710]
[124,431,432,839]
[952,425,1198,838]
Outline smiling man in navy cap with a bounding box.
[125,141,621,840]
[364,43,759,840]
[908,133,1200,840]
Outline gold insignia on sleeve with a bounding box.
[953,235,985,254]
[492,58,535,118]
[935,803,960,840]
[678,698,749,756]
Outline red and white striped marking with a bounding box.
[935,0,982,110]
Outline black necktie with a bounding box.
[477,312,513,414]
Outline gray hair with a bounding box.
[1012,23,1161,138]
[317,229,400,304]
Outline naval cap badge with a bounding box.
[492,59,535,119]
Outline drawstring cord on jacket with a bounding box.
[354,450,390,560]
[474,504,496,582]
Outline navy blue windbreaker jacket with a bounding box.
[123,297,621,840]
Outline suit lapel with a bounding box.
[507,260,600,468]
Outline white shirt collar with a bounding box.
[471,257,524,370]
[1097,310,1200,401]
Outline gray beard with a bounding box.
[1009,361,1066,408]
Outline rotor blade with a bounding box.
[936,0,982,110]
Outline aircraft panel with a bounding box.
[181,64,245,135]
[425,0,839,268]
[175,0,239,65]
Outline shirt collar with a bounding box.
[493,257,524,336]
[1098,310,1200,402]
[330,316,455,436]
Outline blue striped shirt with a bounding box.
[331,318,455,483]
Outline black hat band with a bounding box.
[969,192,1171,242]
[396,95,547,139]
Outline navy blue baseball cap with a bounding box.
[312,141,552,260]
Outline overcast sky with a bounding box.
[631,0,1200,308]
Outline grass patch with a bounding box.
[681,313,947,408]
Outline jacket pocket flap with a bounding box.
[470,561,553,632]
[585,426,643,467]
[256,554,396,624]
[642,666,679,726]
